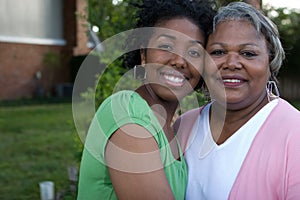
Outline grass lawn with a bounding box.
[0,102,80,200]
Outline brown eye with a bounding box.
[188,49,201,58]
[210,49,225,56]
[240,51,257,58]
[158,44,173,51]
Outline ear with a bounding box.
[140,48,146,65]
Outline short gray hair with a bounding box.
[213,2,285,82]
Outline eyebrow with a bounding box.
[157,34,203,46]
[208,42,260,48]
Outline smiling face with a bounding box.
[205,20,271,110]
[141,18,204,101]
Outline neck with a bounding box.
[210,94,269,145]
[136,84,178,128]
[135,85,181,160]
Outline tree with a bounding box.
[217,0,261,9]
[243,0,262,10]
[82,0,142,108]
[87,0,140,40]
[265,7,300,77]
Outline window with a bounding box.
[0,0,65,45]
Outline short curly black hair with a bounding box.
[123,0,216,69]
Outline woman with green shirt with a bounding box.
[77,0,215,199]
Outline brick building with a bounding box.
[0,0,90,100]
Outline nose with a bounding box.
[223,53,242,70]
[171,53,188,69]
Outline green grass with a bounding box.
[0,102,80,200]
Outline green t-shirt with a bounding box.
[77,90,187,200]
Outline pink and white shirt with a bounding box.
[176,98,300,200]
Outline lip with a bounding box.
[219,75,246,87]
[160,69,187,87]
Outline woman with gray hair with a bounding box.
[175,2,300,199]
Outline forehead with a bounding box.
[209,20,265,44]
[153,18,204,40]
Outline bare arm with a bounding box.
[105,124,175,200]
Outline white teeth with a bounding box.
[223,79,241,83]
[164,75,184,83]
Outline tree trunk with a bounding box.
[217,0,262,10]
[243,0,262,10]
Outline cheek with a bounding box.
[189,78,200,89]
[146,49,169,64]
[248,65,270,93]
[190,64,202,76]
[187,65,201,85]
[203,55,218,74]
[144,64,159,81]
[253,59,271,81]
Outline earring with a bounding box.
[133,65,146,80]
[266,81,280,102]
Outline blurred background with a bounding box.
[0,0,299,199]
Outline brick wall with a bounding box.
[0,43,69,99]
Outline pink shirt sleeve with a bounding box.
[285,115,300,199]
[229,99,300,200]
[174,107,202,152]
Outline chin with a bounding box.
[162,92,182,102]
